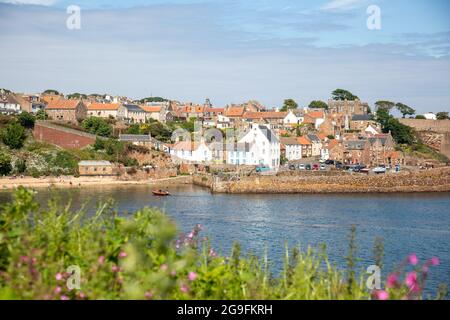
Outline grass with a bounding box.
[0,188,446,300]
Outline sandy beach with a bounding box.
[0,175,191,190]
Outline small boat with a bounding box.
[152,190,170,196]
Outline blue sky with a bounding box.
[0,0,449,113]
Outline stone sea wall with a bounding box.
[194,168,450,194]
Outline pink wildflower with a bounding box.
[386,273,398,288]
[431,257,440,266]
[375,290,389,300]
[187,232,194,239]
[119,251,127,258]
[98,255,105,265]
[188,271,197,282]
[408,254,418,266]
[112,265,120,273]
[405,271,420,293]
[60,295,70,301]
[180,284,189,293]
[145,291,153,300]
[55,273,63,281]
[78,292,86,299]
[160,264,168,271]
[54,286,62,294]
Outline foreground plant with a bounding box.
[0,188,446,300]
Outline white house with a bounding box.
[283,110,300,126]
[423,112,437,120]
[237,124,280,169]
[280,137,302,161]
[0,95,22,114]
[87,103,120,119]
[216,114,231,129]
[170,140,212,163]
[306,134,322,157]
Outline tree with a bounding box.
[67,93,87,100]
[376,108,415,145]
[375,101,396,112]
[36,110,49,120]
[308,100,328,110]
[396,103,415,118]
[415,115,426,120]
[125,124,141,135]
[43,89,59,95]
[139,96,168,104]
[280,99,298,112]
[0,151,12,176]
[331,89,359,101]
[1,122,26,149]
[18,112,36,129]
[82,117,112,137]
[436,112,449,120]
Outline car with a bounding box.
[289,164,296,171]
[372,166,387,174]
[305,164,312,170]
[325,160,334,165]
[320,164,326,171]
[256,165,271,173]
[298,164,306,170]
[312,164,319,170]
[335,163,343,170]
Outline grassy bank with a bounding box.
[0,188,446,300]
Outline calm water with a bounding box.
[1,185,449,297]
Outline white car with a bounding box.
[372,167,386,174]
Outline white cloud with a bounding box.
[0,0,57,6]
[321,0,365,11]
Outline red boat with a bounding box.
[152,190,170,196]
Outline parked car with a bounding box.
[289,164,296,171]
[305,164,312,170]
[372,166,387,174]
[298,164,306,170]
[256,165,271,173]
[335,163,343,170]
[325,160,334,165]
[320,164,326,171]
[312,164,319,170]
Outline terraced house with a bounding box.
[45,99,87,123]
[87,102,120,119]
[117,104,147,123]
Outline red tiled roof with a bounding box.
[297,136,311,145]
[172,141,202,151]
[243,111,287,119]
[46,99,81,110]
[225,107,245,117]
[88,103,119,111]
[141,106,162,113]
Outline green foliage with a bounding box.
[67,93,87,100]
[14,158,27,174]
[42,89,59,95]
[375,101,395,112]
[1,121,26,149]
[376,108,416,145]
[35,110,49,120]
[280,99,298,112]
[396,103,415,118]
[415,115,426,120]
[18,112,36,129]
[0,151,12,176]
[139,97,168,104]
[332,89,358,101]
[327,135,335,140]
[436,112,449,120]
[125,124,140,135]
[82,117,112,137]
[0,189,444,300]
[308,100,328,110]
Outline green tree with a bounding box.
[280,99,298,112]
[139,96,168,104]
[1,122,26,149]
[375,101,395,112]
[376,108,415,145]
[415,115,426,119]
[436,112,449,120]
[308,100,328,110]
[43,89,59,95]
[15,158,26,174]
[36,109,49,120]
[67,92,87,100]
[0,151,12,176]
[331,89,358,101]
[18,112,36,129]
[125,124,141,135]
[82,117,112,137]
[396,103,415,118]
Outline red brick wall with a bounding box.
[34,123,95,149]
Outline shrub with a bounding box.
[18,112,36,129]
[14,158,27,174]
[0,151,12,176]
[82,117,112,137]
[0,188,446,300]
[1,121,26,149]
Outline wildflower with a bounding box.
[170,271,177,277]
[431,257,440,266]
[160,264,168,271]
[98,255,105,265]
[78,292,86,299]
[408,254,418,266]
[405,271,420,293]
[20,256,28,263]
[55,273,63,281]
[119,251,127,258]
[386,273,398,288]
[375,290,389,300]
[187,232,194,239]
[60,295,70,300]
[145,291,153,300]
[188,271,197,282]
[209,249,217,257]
[112,265,120,273]
[180,284,189,293]
[54,286,62,294]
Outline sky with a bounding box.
[0,0,449,113]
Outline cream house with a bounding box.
[87,103,120,119]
